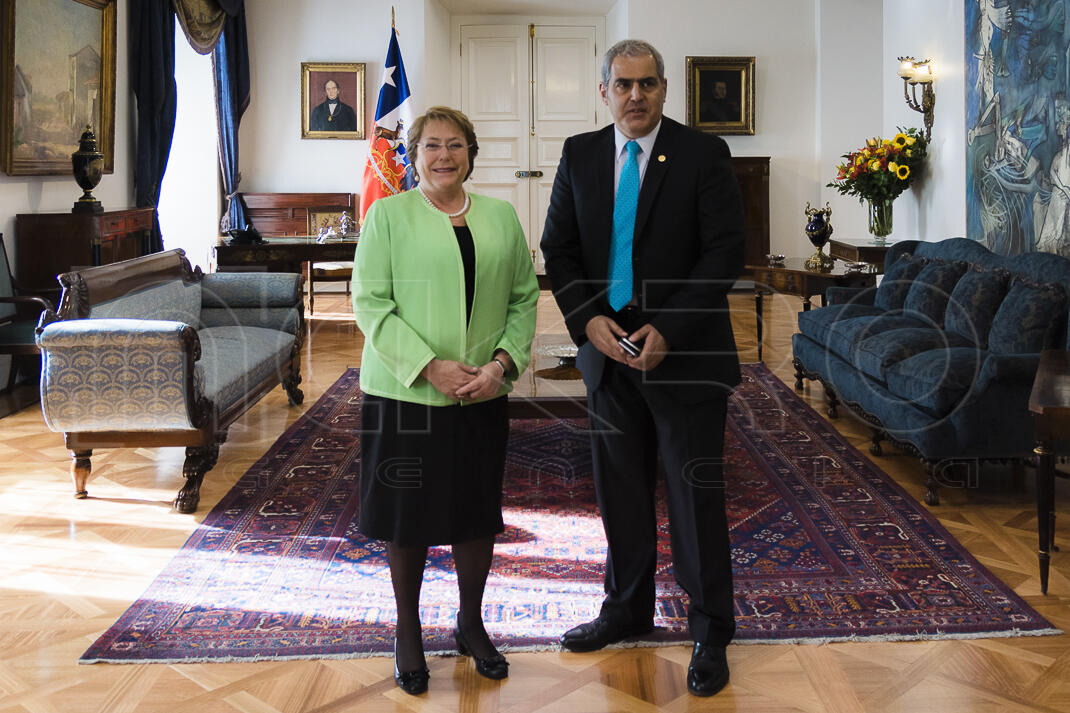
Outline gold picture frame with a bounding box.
[301,61,365,140]
[685,56,755,136]
[0,0,116,175]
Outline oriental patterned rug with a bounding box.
[81,365,1058,663]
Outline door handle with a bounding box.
[514,170,545,178]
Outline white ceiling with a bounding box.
[435,0,616,16]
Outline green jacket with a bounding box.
[352,189,539,406]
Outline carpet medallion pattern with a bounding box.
[81,365,1057,663]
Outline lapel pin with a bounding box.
[658,154,666,162]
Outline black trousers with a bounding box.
[588,359,735,647]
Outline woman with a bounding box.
[352,106,538,695]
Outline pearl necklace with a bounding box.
[418,184,469,218]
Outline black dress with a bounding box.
[357,225,510,546]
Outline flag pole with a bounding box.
[391,6,395,30]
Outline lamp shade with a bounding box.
[897,57,916,78]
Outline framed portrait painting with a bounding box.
[301,62,365,140]
[685,56,755,136]
[0,0,116,175]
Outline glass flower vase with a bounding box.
[867,199,893,241]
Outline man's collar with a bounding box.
[613,120,662,157]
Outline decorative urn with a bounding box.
[71,125,104,214]
[804,201,835,272]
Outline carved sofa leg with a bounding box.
[71,449,92,499]
[283,368,304,406]
[175,443,220,514]
[869,429,884,456]
[792,357,806,390]
[825,385,840,419]
[923,460,940,506]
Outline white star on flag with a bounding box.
[391,152,407,167]
[381,65,396,87]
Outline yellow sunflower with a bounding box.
[896,164,910,180]
[893,133,909,148]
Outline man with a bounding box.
[310,79,357,131]
[540,39,744,697]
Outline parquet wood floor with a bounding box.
[1,291,1067,713]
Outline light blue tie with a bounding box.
[609,140,640,311]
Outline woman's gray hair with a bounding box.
[601,39,665,86]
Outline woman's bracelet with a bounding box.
[492,357,508,376]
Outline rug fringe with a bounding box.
[79,627,1063,664]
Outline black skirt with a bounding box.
[358,393,509,546]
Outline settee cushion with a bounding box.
[944,266,1010,348]
[90,280,202,327]
[902,259,968,325]
[988,279,1068,355]
[884,347,986,416]
[853,327,975,383]
[825,314,927,363]
[196,326,296,412]
[874,253,928,311]
[796,303,885,345]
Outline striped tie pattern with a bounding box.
[608,140,640,311]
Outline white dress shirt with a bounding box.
[613,120,662,192]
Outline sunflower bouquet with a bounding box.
[826,127,928,203]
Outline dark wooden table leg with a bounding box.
[802,295,812,311]
[1035,439,1054,595]
[754,289,764,362]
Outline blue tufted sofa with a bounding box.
[792,237,1070,505]
[36,249,305,513]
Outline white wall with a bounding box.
[882,0,966,241]
[0,0,135,266]
[240,0,450,194]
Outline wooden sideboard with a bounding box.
[15,207,154,301]
[731,156,770,270]
[241,192,357,235]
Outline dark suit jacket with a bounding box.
[540,117,745,402]
[310,99,357,132]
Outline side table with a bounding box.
[1028,349,1069,594]
[746,259,876,361]
[828,237,902,272]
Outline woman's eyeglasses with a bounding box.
[419,142,470,155]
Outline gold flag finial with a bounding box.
[391,6,395,29]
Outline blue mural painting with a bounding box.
[966,0,1070,257]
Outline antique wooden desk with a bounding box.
[214,236,358,314]
[746,258,877,361]
[1028,349,1069,594]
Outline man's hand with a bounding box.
[625,323,669,371]
[422,359,480,400]
[455,362,506,401]
[585,315,631,363]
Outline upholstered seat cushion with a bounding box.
[853,327,975,383]
[824,313,928,363]
[196,326,296,412]
[796,303,886,345]
[988,279,1068,355]
[902,259,968,325]
[944,266,1010,348]
[884,347,987,416]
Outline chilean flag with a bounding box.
[359,26,415,222]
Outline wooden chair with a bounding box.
[0,235,52,392]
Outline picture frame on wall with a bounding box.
[301,62,365,140]
[0,0,116,176]
[685,56,755,136]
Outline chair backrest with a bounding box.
[0,235,15,323]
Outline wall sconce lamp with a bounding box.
[897,56,935,141]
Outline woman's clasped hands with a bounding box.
[422,358,505,402]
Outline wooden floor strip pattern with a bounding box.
[0,292,1066,713]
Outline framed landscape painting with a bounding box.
[0,0,116,175]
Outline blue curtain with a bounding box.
[130,0,177,254]
[212,2,250,232]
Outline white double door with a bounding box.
[454,20,603,273]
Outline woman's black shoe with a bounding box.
[393,642,429,695]
[453,616,509,680]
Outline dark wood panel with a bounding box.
[242,192,356,236]
[730,156,770,271]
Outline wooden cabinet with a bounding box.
[730,156,770,270]
[14,208,154,300]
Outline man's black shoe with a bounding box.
[687,643,729,697]
[559,616,654,652]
